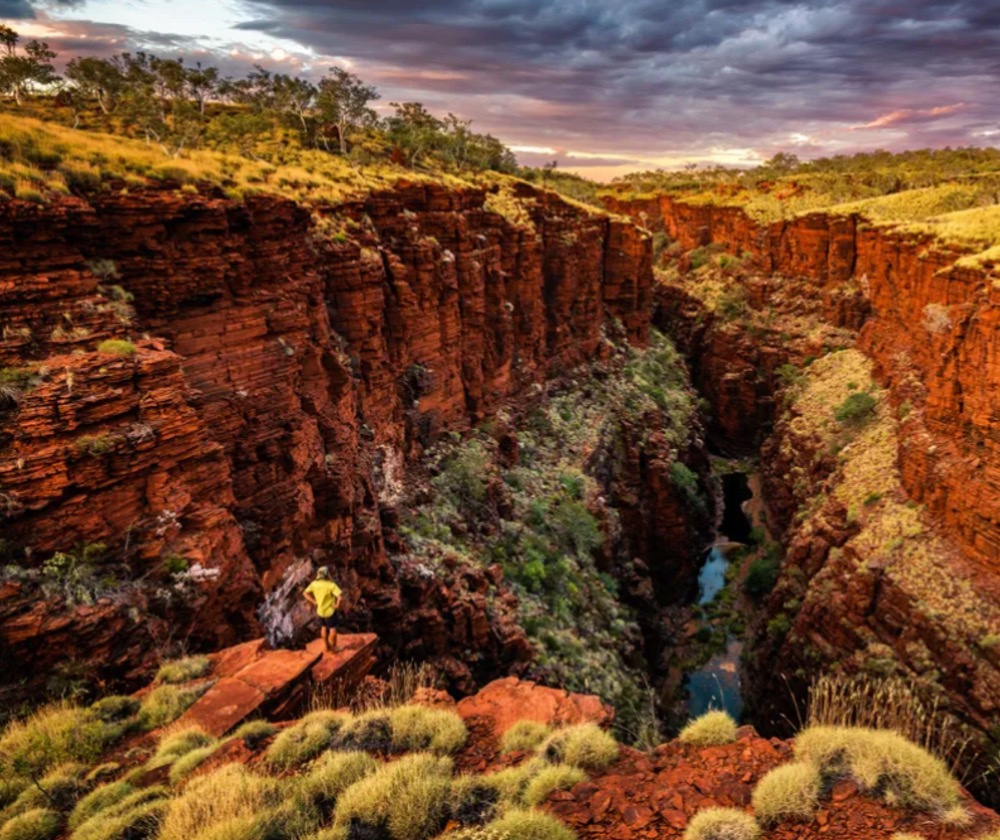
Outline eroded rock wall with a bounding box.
[0,183,652,700]
[605,194,999,567]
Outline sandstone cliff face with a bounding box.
[0,183,653,700]
[605,194,998,567]
[607,194,1000,764]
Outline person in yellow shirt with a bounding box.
[303,566,342,653]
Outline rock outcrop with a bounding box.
[0,182,653,701]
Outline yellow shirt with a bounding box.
[305,579,342,618]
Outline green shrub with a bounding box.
[230,720,276,750]
[522,764,585,806]
[683,807,760,840]
[293,751,377,817]
[833,392,877,424]
[670,461,706,512]
[136,684,208,731]
[95,339,137,357]
[69,782,134,829]
[156,656,211,684]
[265,710,348,769]
[679,711,738,747]
[0,808,61,840]
[388,706,468,754]
[743,557,779,599]
[333,753,453,840]
[537,724,618,771]
[483,808,575,840]
[793,726,960,811]
[751,762,821,825]
[500,721,552,754]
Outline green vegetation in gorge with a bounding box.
[400,331,702,739]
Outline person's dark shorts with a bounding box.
[319,613,338,629]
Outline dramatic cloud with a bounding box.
[2,0,998,177]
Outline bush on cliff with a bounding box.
[679,710,738,747]
[833,392,877,425]
[0,703,123,786]
[292,751,378,818]
[95,340,137,357]
[69,781,134,829]
[70,788,168,840]
[152,727,216,766]
[683,807,760,840]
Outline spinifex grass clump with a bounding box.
[265,710,348,769]
[679,710,738,747]
[155,656,211,685]
[751,762,821,825]
[332,753,453,840]
[683,807,760,840]
[536,724,619,771]
[501,721,552,753]
[0,702,129,794]
[794,726,961,812]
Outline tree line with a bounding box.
[0,25,517,172]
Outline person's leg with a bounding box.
[320,625,329,649]
[329,625,338,653]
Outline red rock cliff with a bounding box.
[605,193,999,569]
[0,182,653,700]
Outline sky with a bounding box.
[2,0,998,180]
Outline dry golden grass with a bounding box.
[0,115,518,210]
[807,674,972,775]
[158,764,279,840]
[783,349,1000,644]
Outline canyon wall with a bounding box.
[606,193,1000,748]
[0,182,653,700]
[605,194,999,568]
